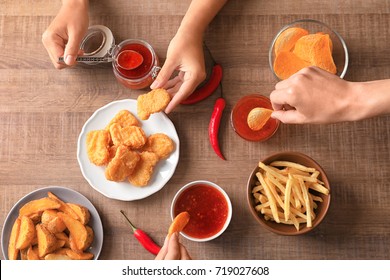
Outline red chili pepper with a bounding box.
[120,210,161,255]
[181,64,223,105]
[209,97,226,160]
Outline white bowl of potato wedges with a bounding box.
[247,152,331,235]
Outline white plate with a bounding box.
[77,99,180,201]
[1,186,104,260]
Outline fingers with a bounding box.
[63,28,85,66]
[151,59,178,89]
[154,235,169,260]
[165,76,198,114]
[271,110,303,124]
[180,245,192,260]
[42,32,68,69]
[164,232,182,260]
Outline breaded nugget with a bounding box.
[143,133,174,159]
[105,110,139,130]
[105,145,140,182]
[86,130,111,166]
[109,123,147,149]
[128,151,159,187]
[137,88,171,120]
[107,145,118,162]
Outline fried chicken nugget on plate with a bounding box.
[109,123,147,149]
[128,151,159,187]
[86,130,111,166]
[143,133,174,159]
[105,110,140,130]
[105,145,140,182]
[137,88,171,120]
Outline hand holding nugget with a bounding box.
[150,0,227,114]
[155,232,192,260]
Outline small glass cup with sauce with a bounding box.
[76,25,160,90]
[170,180,232,242]
[230,94,280,142]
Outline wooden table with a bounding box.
[1,0,389,260]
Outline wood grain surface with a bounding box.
[0,0,389,260]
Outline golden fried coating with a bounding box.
[105,110,139,130]
[109,123,147,149]
[86,130,111,166]
[137,88,171,120]
[142,133,174,159]
[128,151,159,187]
[105,145,140,182]
[107,145,118,162]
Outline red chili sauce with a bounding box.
[116,43,153,79]
[174,184,228,239]
[231,94,279,141]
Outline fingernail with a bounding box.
[65,55,75,65]
[150,80,160,89]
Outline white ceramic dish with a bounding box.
[170,180,232,242]
[1,186,104,260]
[77,99,180,201]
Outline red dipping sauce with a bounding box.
[231,94,280,141]
[112,39,159,90]
[174,184,229,239]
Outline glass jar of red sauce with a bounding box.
[78,25,160,90]
[112,39,160,90]
[231,94,280,142]
[171,180,232,242]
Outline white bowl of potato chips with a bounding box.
[247,152,331,235]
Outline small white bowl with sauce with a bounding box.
[170,180,232,242]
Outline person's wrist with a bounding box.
[344,82,371,121]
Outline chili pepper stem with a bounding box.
[120,210,137,233]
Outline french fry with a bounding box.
[253,160,329,231]
[256,172,280,223]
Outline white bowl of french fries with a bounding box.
[247,152,331,235]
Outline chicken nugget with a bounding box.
[86,130,111,166]
[143,133,174,159]
[110,124,147,149]
[128,151,159,187]
[105,145,140,182]
[137,88,171,120]
[108,145,118,162]
[105,110,139,130]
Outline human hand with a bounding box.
[270,66,358,124]
[155,232,192,260]
[150,31,206,114]
[42,0,89,69]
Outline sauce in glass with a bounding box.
[112,39,159,90]
[231,94,279,141]
[173,184,229,239]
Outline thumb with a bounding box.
[151,59,177,89]
[63,29,84,66]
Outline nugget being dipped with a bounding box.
[128,151,159,187]
[105,145,140,182]
[137,88,171,120]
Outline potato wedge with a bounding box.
[45,253,72,260]
[47,192,79,220]
[55,232,70,248]
[20,247,28,260]
[15,216,36,250]
[168,211,190,237]
[66,249,94,260]
[19,197,60,217]
[8,217,21,260]
[47,217,66,233]
[57,212,88,251]
[36,224,59,258]
[26,245,40,260]
[67,203,91,225]
[41,209,58,225]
